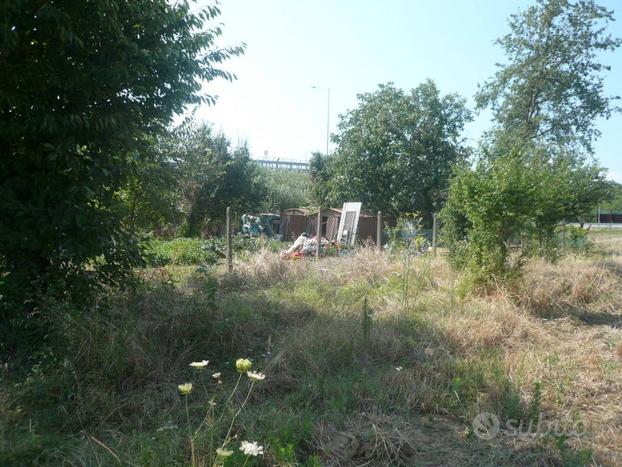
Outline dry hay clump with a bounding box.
[508,256,622,318]
[220,247,396,290]
[311,411,549,466]
[440,298,550,352]
[314,412,425,466]
[220,248,309,289]
[316,248,397,286]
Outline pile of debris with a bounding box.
[281,233,331,259]
[240,213,281,238]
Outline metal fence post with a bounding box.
[316,208,321,261]
[377,210,382,251]
[432,212,438,257]
[226,206,232,273]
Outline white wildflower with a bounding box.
[189,360,209,369]
[239,440,264,456]
[211,372,221,379]
[247,371,265,382]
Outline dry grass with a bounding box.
[509,256,621,318]
[221,249,309,289]
[6,231,622,466]
[221,247,397,291]
[590,229,622,256]
[248,240,622,464]
[315,412,433,466]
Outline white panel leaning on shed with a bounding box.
[337,202,362,245]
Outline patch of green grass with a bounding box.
[144,236,286,267]
[146,237,221,266]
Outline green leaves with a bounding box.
[157,123,267,237]
[314,81,472,225]
[449,0,618,284]
[477,0,621,155]
[0,1,242,346]
[441,149,608,282]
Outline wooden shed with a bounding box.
[307,208,342,241]
[280,206,396,244]
[306,208,395,244]
[280,208,311,241]
[356,211,396,244]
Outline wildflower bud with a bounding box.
[235,358,252,373]
[178,383,193,395]
[216,448,233,457]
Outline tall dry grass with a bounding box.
[221,247,397,291]
[5,237,622,465]
[232,246,622,465]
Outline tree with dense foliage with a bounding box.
[601,181,622,212]
[258,167,311,212]
[309,151,332,206]
[441,150,608,282]
[160,123,267,237]
[0,1,243,345]
[476,0,621,155]
[443,0,619,283]
[313,81,471,224]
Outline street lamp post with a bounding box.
[312,85,330,156]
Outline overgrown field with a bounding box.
[2,232,622,466]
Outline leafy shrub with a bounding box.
[146,238,221,266]
[144,236,285,266]
[258,167,311,212]
[441,150,607,284]
[385,214,429,255]
[563,226,592,253]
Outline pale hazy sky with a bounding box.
[191,0,622,182]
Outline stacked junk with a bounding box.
[242,202,395,259]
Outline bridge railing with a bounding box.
[254,159,309,171]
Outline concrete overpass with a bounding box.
[254,158,309,172]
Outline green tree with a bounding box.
[443,0,617,284]
[0,1,243,341]
[476,0,621,155]
[441,149,608,282]
[164,123,267,237]
[119,141,182,236]
[258,167,311,212]
[599,180,622,213]
[317,81,472,224]
[309,151,331,206]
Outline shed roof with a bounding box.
[281,208,311,216]
[306,207,342,216]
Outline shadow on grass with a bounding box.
[569,310,622,328]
